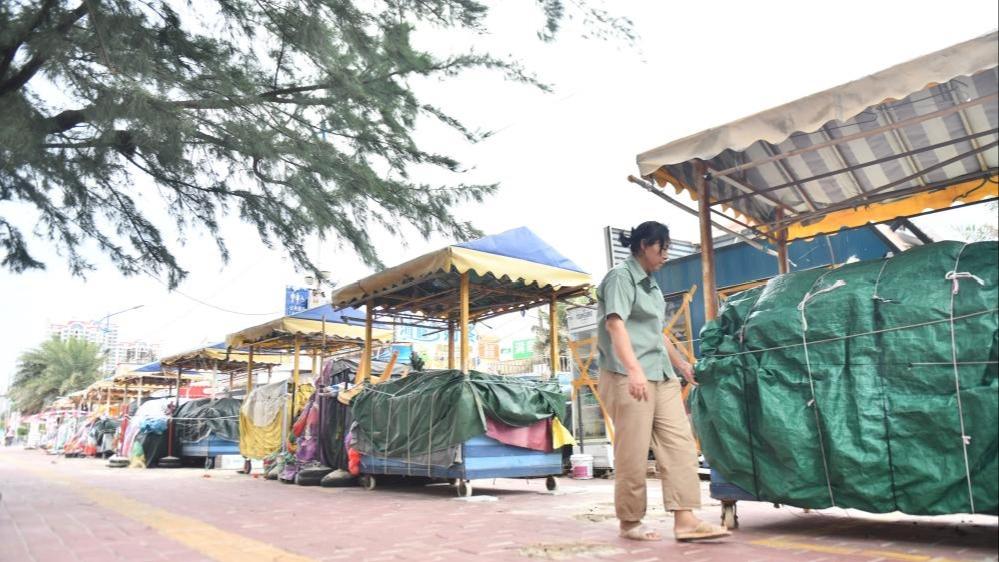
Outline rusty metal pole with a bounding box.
[775,208,790,274]
[695,160,719,321]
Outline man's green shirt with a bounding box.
[596,255,675,380]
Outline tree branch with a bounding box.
[0,0,59,80]
[0,2,89,97]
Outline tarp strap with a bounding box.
[871,255,900,511]
[946,246,978,514]
[797,274,847,507]
[737,293,766,500]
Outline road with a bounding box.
[1,447,995,562]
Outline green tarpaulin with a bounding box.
[351,370,565,457]
[692,241,998,515]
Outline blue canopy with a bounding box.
[456,227,586,273]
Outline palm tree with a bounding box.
[10,337,104,414]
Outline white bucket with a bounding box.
[570,454,594,479]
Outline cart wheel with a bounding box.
[545,475,558,491]
[360,475,377,491]
[721,501,738,530]
[457,479,472,497]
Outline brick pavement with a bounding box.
[1,447,995,562]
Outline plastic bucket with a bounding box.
[570,454,594,479]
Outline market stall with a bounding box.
[633,31,998,526]
[159,343,282,464]
[106,362,210,467]
[225,304,390,470]
[330,226,591,496]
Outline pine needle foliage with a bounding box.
[0,1,632,287]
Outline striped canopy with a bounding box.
[636,31,998,241]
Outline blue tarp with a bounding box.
[290,304,367,325]
[457,227,586,273]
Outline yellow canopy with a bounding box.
[225,305,391,350]
[160,343,283,371]
[330,227,592,320]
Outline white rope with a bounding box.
[797,279,847,331]
[797,275,846,507]
[911,361,998,366]
[945,270,985,294]
[946,250,979,514]
[871,257,894,303]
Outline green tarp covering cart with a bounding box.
[352,370,569,492]
[692,241,998,518]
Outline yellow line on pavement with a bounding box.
[14,460,316,562]
[750,536,965,562]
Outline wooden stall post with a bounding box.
[447,321,455,370]
[320,315,327,376]
[549,294,559,378]
[694,160,719,321]
[460,272,470,373]
[291,335,301,417]
[775,208,790,274]
[363,300,374,382]
[246,346,255,393]
[211,359,219,399]
[137,375,143,404]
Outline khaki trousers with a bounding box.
[599,369,701,522]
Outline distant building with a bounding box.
[477,335,501,362]
[47,320,158,374]
[116,340,159,366]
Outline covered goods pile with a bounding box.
[691,241,998,515]
[239,380,290,460]
[174,397,240,443]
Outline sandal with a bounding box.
[675,521,731,542]
[619,524,662,541]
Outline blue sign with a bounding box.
[284,286,311,315]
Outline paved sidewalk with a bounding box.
[1,447,995,562]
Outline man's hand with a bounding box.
[627,369,649,401]
[677,361,696,386]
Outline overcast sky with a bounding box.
[2,1,997,390]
